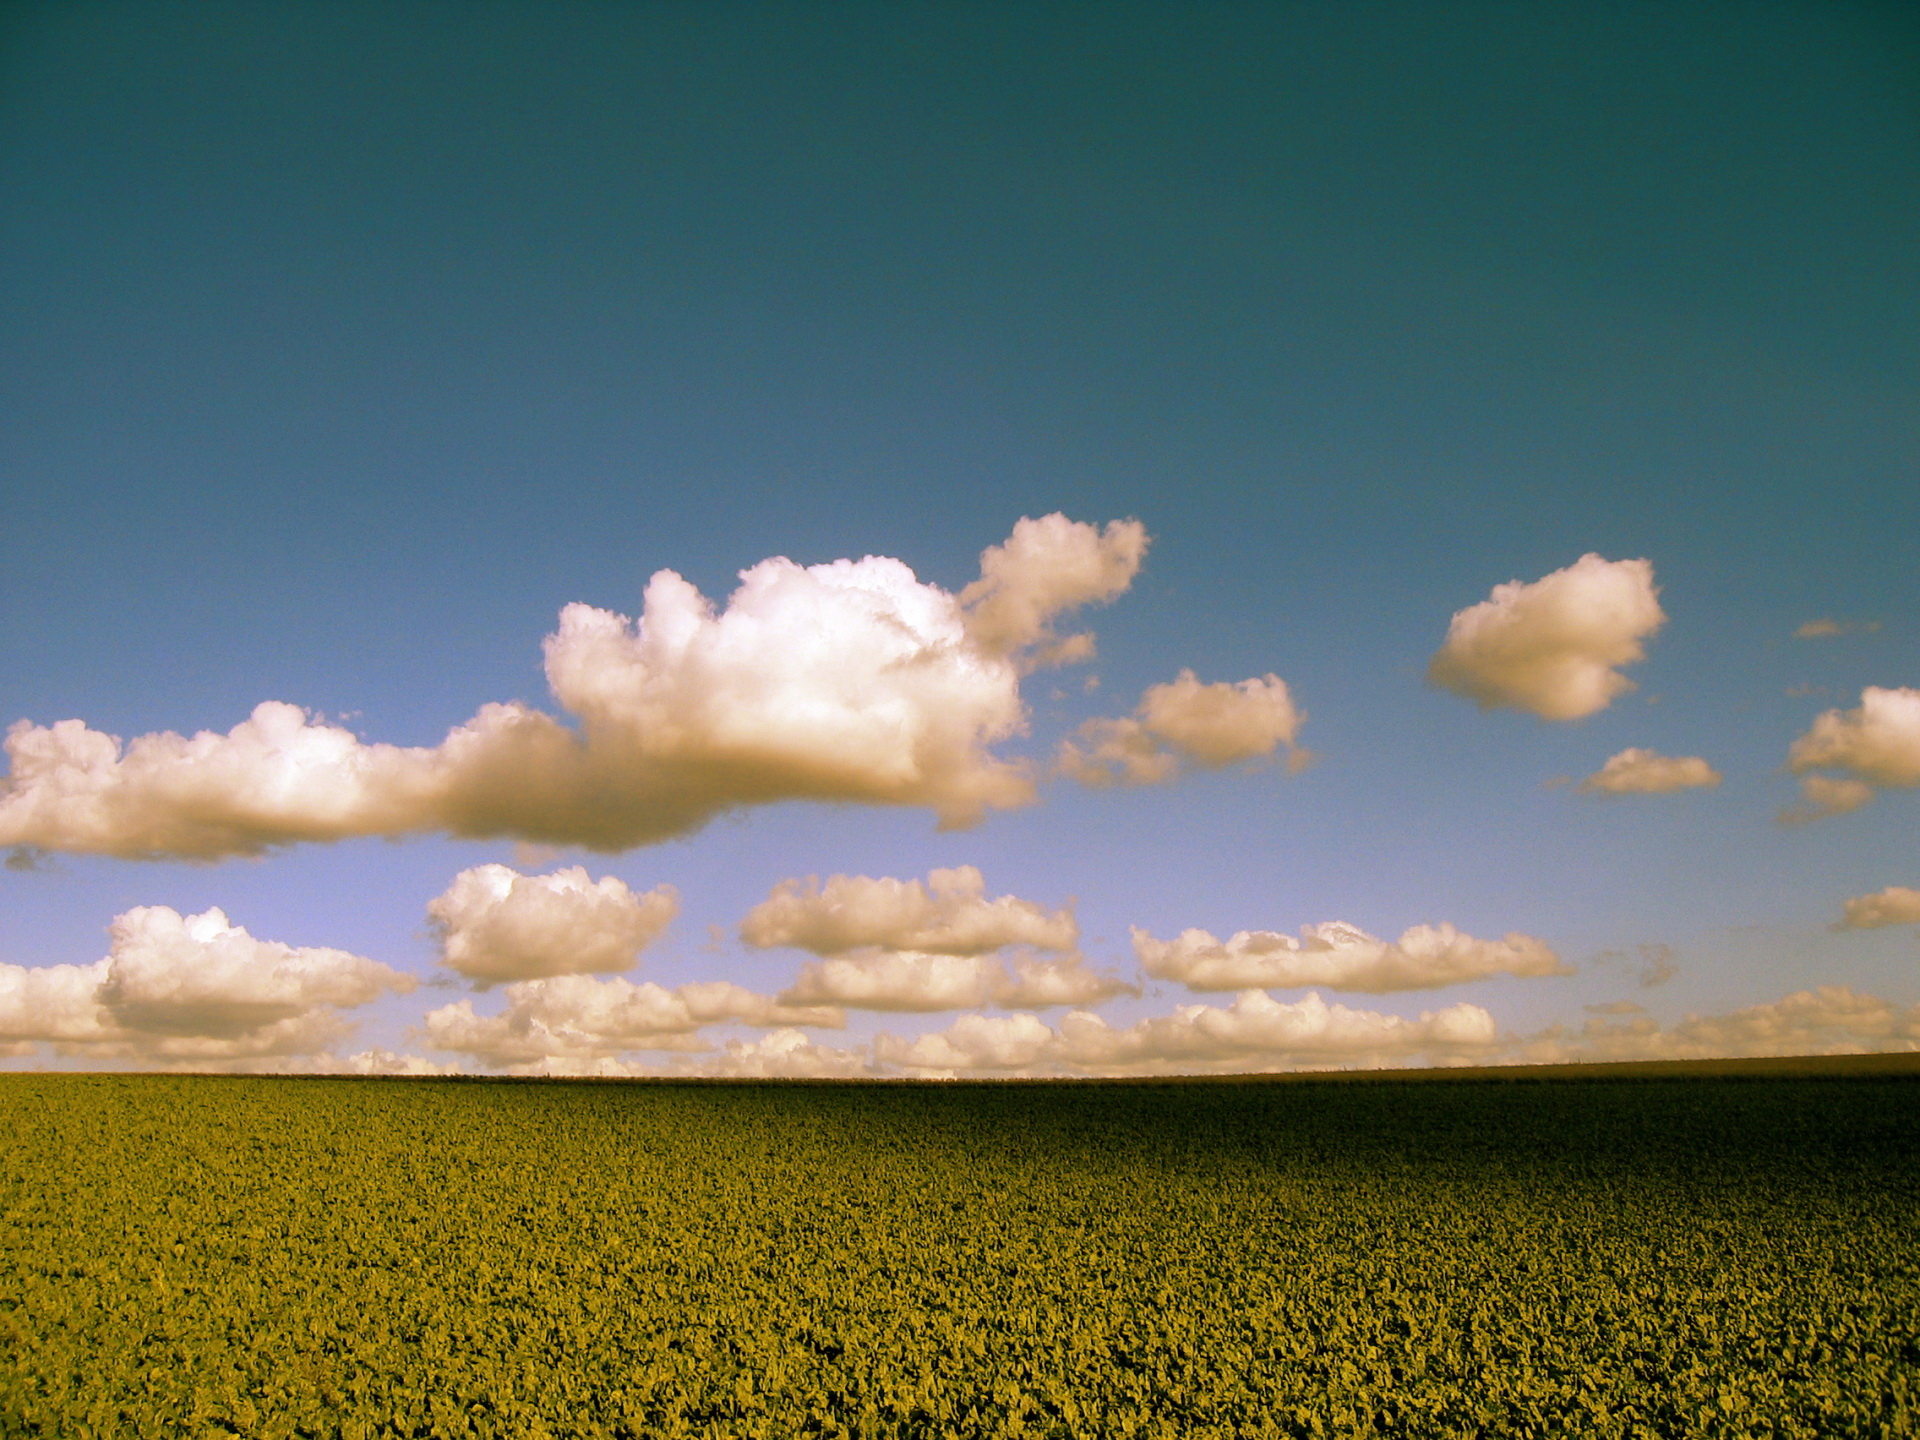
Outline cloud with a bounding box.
[1784,687,1920,821]
[1794,619,1844,639]
[1837,886,1920,930]
[877,991,1501,1075]
[1427,555,1666,720]
[420,973,842,1069]
[427,864,678,984]
[1132,921,1566,994]
[0,516,1147,860]
[0,906,412,1063]
[1576,748,1722,796]
[957,514,1148,668]
[1546,986,1920,1063]
[777,949,1132,1012]
[1058,670,1305,787]
[740,865,1077,956]
[688,1028,877,1078]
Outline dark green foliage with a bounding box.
[3,1074,1916,1438]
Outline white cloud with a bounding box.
[1576,748,1722,796]
[0,906,412,1063]
[740,865,1077,956]
[1838,886,1920,930]
[1427,555,1665,720]
[421,973,842,1069]
[1785,687,1920,821]
[1133,921,1566,994]
[1794,619,1844,639]
[1058,670,1305,787]
[777,949,1132,1012]
[427,864,678,983]
[0,516,1148,860]
[877,991,1501,1075]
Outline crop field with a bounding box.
[3,1069,1917,1439]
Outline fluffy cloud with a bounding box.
[957,514,1148,667]
[740,865,1077,956]
[427,864,678,983]
[1785,687,1920,821]
[1133,921,1566,994]
[1838,886,1920,930]
[0,906,412,1063]
[0,516,1147,861]
[688,1028,876,1078]
[877,991,1501,1075]
[421,974,842,1069]
[1576,748,1722,796]
[1058,670,1304,787]
[1427,555,1665,720]
[778,949,1132,1012]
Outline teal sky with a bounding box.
[2,2,1916,1074]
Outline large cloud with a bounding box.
[1133,921,1566,994]
[0,516,1147,860]
[428,864,678,983]
[1837,886,1920,930]
[1058,670,1305,787]
[1785,687,1920,821]
[876,991,1501,1075]
[777,949,1132,1012]
[420,974,842,1069]
[1576,748,1722,796]
[0,906,412,1063]
[1428,555,1665,720]
[740,865,1077,956]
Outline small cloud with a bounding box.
[512,842,563,870]
[1785,684,1827,698]
[1134,920,1567,994]
[1584,1000,1646,1016]
[1795,619,1844,639]
[1058,670,1306,788]
[1576,748,1722,796]
[4,846,51,873]
[1784,687,1920,824]
[1635,943,1678,988]
[1836,886,1920,931]
[427,864,679,984]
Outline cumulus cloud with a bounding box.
[957,514,1148,667]
[1794,619,1845,639]
[427,864,678,984]
[0,516,1148,861]
[421,973,842,1069]
[877,991,1501,1075]
[1837,886,1920,930]
[1576,748,1722,796]
[0,906,412,1064]
[1058,670,1305,787]
[741,865,1076,956]
[1427,555,1666,720]
[1132,921,1566,994]
[777,949,1132,1012]
[687,1028,876,1078]
[1784,687,1920,822]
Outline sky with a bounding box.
[2,0,1916,1076]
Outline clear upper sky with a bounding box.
[2,1,1915,1075]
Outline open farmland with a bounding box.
[4,1067,1918,1439]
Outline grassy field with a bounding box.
[4,1065,1917,1438]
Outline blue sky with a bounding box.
[2,1,1915,1073]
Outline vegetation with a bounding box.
[3,1071,1917,1438]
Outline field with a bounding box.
[4,1065,1918,1439]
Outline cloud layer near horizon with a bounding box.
[0,906,412,1063]
[1133,921,1566,994]
[1428,554,1665,720]
[0,517,1146,860]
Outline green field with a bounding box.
[4,1068,1917,1438]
